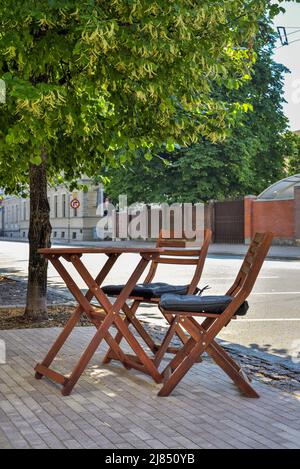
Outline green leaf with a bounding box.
[30,155,42,165]
[144,152,152,161]
[166,139,175,153]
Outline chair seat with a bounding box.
[159,294,249,316]
[102,282,190,299]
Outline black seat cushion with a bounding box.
[102,282,190,299]
[159,294,249,316]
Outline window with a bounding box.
[53,231,57,238]
[73,208,78,217]
[62,194,66,218]
[23,232,26,238]
[61,232,65,238]
[54,195,58,218]
[23,202,26,221]
[72,232,77,239]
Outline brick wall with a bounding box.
[244,197,295,243]
[294,186,300,244]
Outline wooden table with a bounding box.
[34,246,164,395]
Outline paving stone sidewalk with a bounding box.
[0,327,299,449]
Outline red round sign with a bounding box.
[70,198,80,209]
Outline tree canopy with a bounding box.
[105,15,297,204]
[286,133,300,175]
[0,0,282,194]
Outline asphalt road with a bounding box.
[0,240,299,363]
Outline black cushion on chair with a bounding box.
[159,294,249,316]
[102,282,190,299]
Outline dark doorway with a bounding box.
[214,200,244,244]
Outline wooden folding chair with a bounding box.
[102,229,212,367]
[157,232,273,397]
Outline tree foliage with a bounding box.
[285,133,300,175]
[105,16,297,204]
[0,0,282,194]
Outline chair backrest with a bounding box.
[227,232,273,301]
[144,229,212,294]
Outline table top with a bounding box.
[38,246,164,255]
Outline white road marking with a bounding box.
[206,277,279,280]
[252,292,300,295]
[236,318,300,322]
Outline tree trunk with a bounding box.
[24,154,52,321]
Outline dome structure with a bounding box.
[257,174,300,201]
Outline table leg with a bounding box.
[35,251,163,395]
[62,312,115,396]
[70,254,162,383]
[35,254,119,379]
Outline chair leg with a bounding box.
[113,314,162,384]
[122,303,157,352]
[176,317,258,398]
[207,343,259,398]
[102,301,157,364]
[162,336,196,374]
[163,312,189,345]
[174,316,257,395]
[102,317,130,365]
[104,331,132,370]
[158,341,202,397]
[153,317,179,367]
[210,340,241,372]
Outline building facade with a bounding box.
[0,179,104,242]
